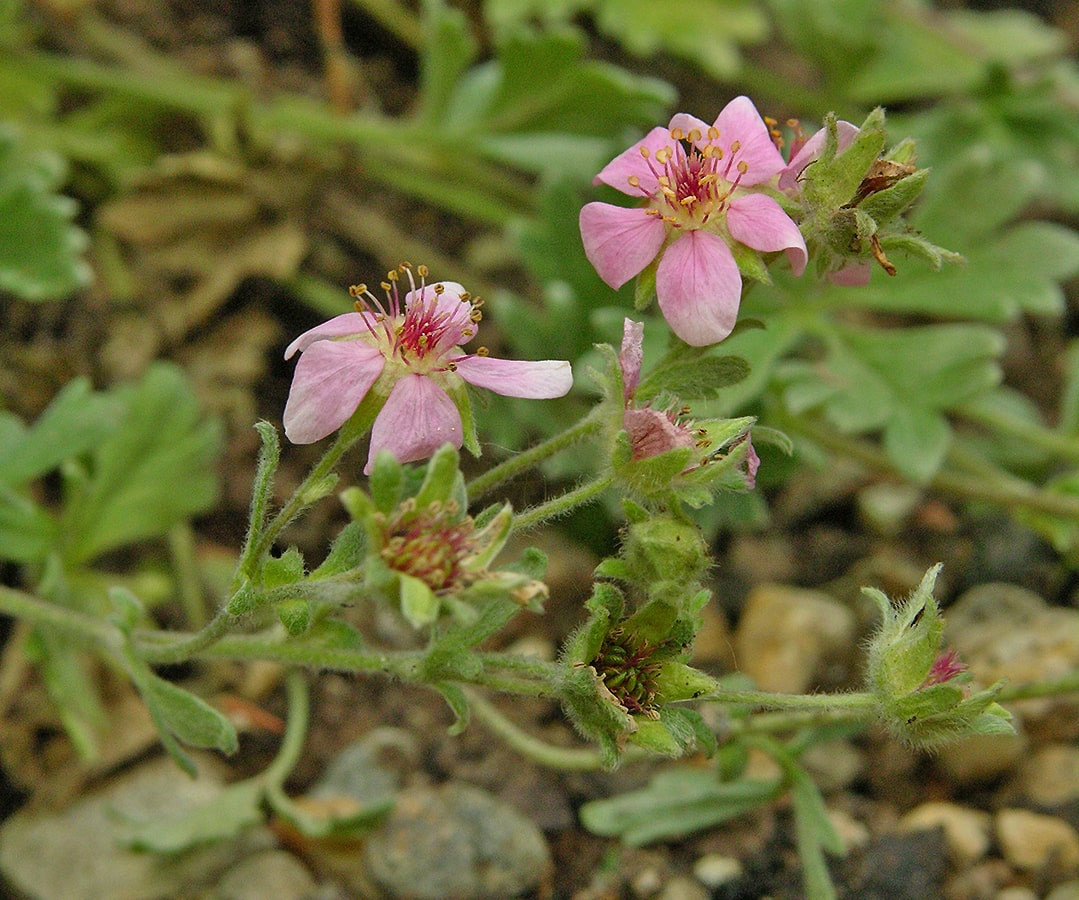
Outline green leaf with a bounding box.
[433,681,471,735]
[416,0,478,126]
[118,779,265,853]
[0,490,56,563]
[28,628,106,760]
[882,406,952,486]
[0,125,91,301]
[580,768,779,845]
[263,547,306,589]
[61,363,222,563]
[137,671,238,776]
[0,378,124,489]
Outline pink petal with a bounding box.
[454,356,573,398]
[655,231,742,347]
[829,261,873,286]
[667,112,712,143]
[727,193,808,276]
[366,374,462,473]
[593,126,676,196]
[284,312,373,359]
[779,121,860,193]
[714,96,785,186]
[283,340,386,443]
[579,203,666,290]
[619,318,645,400]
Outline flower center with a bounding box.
[349,264,486,376]
[630,127,749,231]
[379,499,478,593]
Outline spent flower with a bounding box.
[283,264,573,472]
[580,96,807,346]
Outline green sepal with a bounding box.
[627,716,683,756]
[621,515,708,587]
[621,597,678,644]
[654,661,722,702]
[415,443,462,509]
[368,451,405,513]
[634,257,658,310]
[263,547,305,589]
[433,681,471,736]
[276,597,313,636]
[399,573,441,629]
[312,520,367,578]
[857,168,929,228]
[730,241,771,286]
[865,563,944,696]
[803,109,887,211]
[444,377,480,458]
[561,582,624,665]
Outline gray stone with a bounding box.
[309,728,417,807]
[934,731,1029,786]
[1017,743,1079,807]
[211,850,317,900]
[898,801,991,868]
[363,782,551,899]
[0,757,272,900]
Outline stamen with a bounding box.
[669,127,685,141]
[687,128,701,142]
[476,347,489,357]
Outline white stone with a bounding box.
[692,853,743,888]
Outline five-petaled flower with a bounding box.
[580,96,808,347]
[283,264,573,472]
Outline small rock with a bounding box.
[1017,743,1079,808]
[827,807,870,853]
[692,853,743,888]
[0,757,272,900]
[363,783,551,899]
[211,850,317,900]
[309,728,417,808]
[656,876,709,900]
[733,584,857,692]
[945,583,1079,730]
[899,801,991,868]
[800,739,865,793]
[995,808,1079,876]
[848,828,948,900]
[934,732,1029,786]
[1046,880,1079,900]
[994,888,1039,900]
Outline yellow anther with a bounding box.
[417,264,429,277]
[433,283,445,294]
[670,127,685,141]
[737,160,749,174]
[639,146,651,159]
[764,116,777,127]
[627,175,640,187]
[687,128,701,142]
[349,283,366,297]
[655,148,671,164]
[380,281,392,291]
[707,126,719,140]
[730,140,741,154]
[459,291,471,302]
[476,346,489,357]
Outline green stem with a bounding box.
[466,409,606,502]
[789,416,1079,520]
[263,669,311,786]
[998,669,1079,703]
[465,688,648,770]
[168,523,206,628]
[724,706,874,737]
[346,0,422,49]
[960,404,1079,465]
[0,585,118,649]
[134,609,236,666]
[512,473,615,532]
[704,688,878,712]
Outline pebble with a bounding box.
[800,738,865,793]
[898,801,991,868]
[211,850,317,900]
[934,731,1029,786]
[1017,743,1079,807]
[995,808,1079,875]
[0,756,273,900]
[1046,881,1079,900]
[656,876,709,900]
[848,828,948,900]
[733,583,857,692]
[826,807,870,853]
[945,583,1079,729]
[362,782,551,899]
[692,853,743,888]
[995,888,1039,900]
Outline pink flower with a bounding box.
[283,265,573,472]
[920,648,968,689]
[580,97,807,347]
